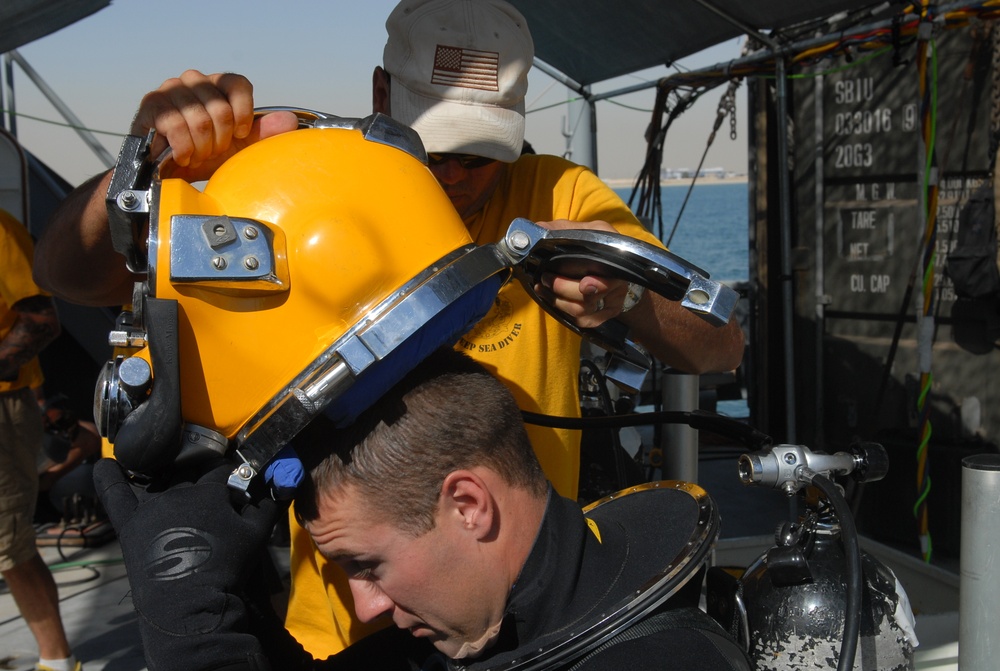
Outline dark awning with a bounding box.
[506,0,878,86]
[1,0,110,54]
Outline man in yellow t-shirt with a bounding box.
[282,1,744,656]
[1,208,83,671]
[285,0,743,658]
[34,1,744,660]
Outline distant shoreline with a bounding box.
[601,175,749,188]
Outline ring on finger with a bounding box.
[595,297,605,313]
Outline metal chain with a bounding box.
[726,81,739,141]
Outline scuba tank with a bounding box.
[739,502,916,670]
[733,442,917,671]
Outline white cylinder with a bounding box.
[959,453,1000,671]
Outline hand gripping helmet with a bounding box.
[97,109,741,494]
[97,111,509,491]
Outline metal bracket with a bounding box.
[169,214,285,291]
[106,131,156,273]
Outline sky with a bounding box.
[9,0,749,187]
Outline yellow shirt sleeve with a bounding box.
[0,208,48,392]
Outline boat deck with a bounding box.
[1,540,142,670]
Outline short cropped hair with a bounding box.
[295,348,547,535]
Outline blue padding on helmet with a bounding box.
[321,273,504,427]
[264,445,305,500]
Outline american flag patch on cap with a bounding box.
[431,45,499,91]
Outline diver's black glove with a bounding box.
[94,457,282,671]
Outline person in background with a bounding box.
[35,392,102,523]
[94,348,751,671]
[33,0,745,657]
[0,207,82,671]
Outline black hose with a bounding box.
[806,472,862,671]
[521,408,772,451]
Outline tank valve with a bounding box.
[738,441,889,495]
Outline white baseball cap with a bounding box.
[384,0,534,163]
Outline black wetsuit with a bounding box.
[254,491,750,671]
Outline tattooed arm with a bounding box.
[0,295,61,381]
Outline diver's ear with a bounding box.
[441,469,496,541]
[373,67,391,115]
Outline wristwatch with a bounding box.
[621,282,645,313]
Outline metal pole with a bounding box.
[774,57,797,443]
[7,49,115,168]
[660,370,699,483]
[959,454,1000,671]
[531,57,584,95]
[563,86,597,172]
[3,54,15,135]
[813,75,827,449]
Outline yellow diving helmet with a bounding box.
[96,108,740,495]
[96,111,510,491]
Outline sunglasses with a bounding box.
[426,153,497,169]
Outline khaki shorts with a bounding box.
[0,387,42,571]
